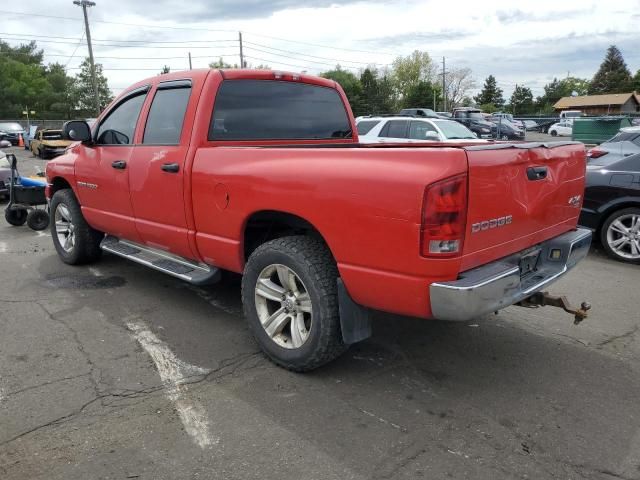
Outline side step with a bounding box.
[100,235,221,285]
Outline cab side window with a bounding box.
[143,85,192,145]
[379,120,409,138]
[96,92,147,145]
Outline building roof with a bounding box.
[554,92,640,109]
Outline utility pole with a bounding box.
[188,52,192,70]
[239,31,244,68]
[73,0,100,116]
[441,56,447,112]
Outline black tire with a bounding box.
[550,130,558,137]
[50,189,103,265]
[241,236,347,372]
[5,208,28,226]
[26,209,50,231]
[599,207,640,265]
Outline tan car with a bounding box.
[30,129,73,159]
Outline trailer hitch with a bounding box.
[516,292,591,325]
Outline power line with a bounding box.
[1,35,238,49]
[0,31,238,45]
[64,31,85,67]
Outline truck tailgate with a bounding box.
[461,142,586,271]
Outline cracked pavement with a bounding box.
[1,147,639,479]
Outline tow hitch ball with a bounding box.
[516,292,592,325]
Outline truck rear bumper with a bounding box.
[429,228,591,321]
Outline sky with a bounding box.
[2,0,639,99]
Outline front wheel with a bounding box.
[600,208,640,264]
[50,189,103,265]
[550,130,558,137]
[241,236,347,371]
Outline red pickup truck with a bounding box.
[46,69,591,371]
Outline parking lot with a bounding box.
[0,145,639,480]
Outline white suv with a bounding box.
[356,116,484,144]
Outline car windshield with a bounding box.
[42,131,63,140]
[432,120,476,139]
[468,112,484,120]
[0,122,23,132]
[606,132,639,143]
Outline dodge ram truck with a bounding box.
[46,69,592,371]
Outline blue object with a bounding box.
[18,176,47,187]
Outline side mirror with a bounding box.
[425,131,441,141]
[63,120,92,144]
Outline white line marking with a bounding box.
[126,321,217,449]
[88,267,104,277]
[36,231,51,238]
[0,242,7,253]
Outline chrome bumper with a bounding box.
[429,228,591,321]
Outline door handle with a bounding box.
[111,160,126,169]
[161,163,180,173]
[527,166,548,181]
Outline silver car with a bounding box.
[587,126,640,167]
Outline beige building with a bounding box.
[554,92,640,115]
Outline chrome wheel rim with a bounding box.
[54,203,75,253]
[607,213,640,260]
[254,264,312,349]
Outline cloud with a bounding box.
[496,8,583,24]
[360,30,473,49]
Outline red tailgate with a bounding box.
[460,143,586,271]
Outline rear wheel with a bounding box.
[241,236,347,371]
[550,130,558,137]
[600,208,640,264]
[5,208,27,226]
[50,189,103,265]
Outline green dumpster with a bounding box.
[572,117,633,145]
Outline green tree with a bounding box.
[72,58,113,116]
[633,69,640,91]
[509,85,534,115]
[321,66,365,115]
[589,45,633,94]
[209,58,238,69]
[474,75,504,108]
[160,65,170,74]
[43,63,76,119]
[402,81,438,110]
[391,50,436,100]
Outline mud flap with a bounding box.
[337,278,372,344]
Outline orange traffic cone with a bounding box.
[18,133,24,148]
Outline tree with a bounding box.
[320,66,366,115]
[43,63,76,119]
[539,77,590,107]
[72,58,113,116]
[160,65,170,74]
[359,67,397,115]
[402,81,438,110]
[633,69,640,92]
[589,45,633,94]
[446,67,475,108]
[509,85,534,115]
[391,50,437,100]
[209,58,238,69]
[474,75,504,108]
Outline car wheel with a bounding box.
[600,207,640,264]
[4,208,28,226]
[241,236,347,371]
[50,189,103,265]
[26,209,50,231]
[550,130,558,137]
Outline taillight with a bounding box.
[420,174,468,257]
[587,148,608,159]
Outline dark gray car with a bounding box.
[587,127,640,166]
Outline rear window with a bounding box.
[356,120,380,135]
[608,132,640,144]
[210,80,352,141]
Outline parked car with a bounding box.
[580,153,640,264]
[490,119,526,140]
[398,108,440,118]
[30,129,73,159]
[357,116,481,143]
[522,120,539,131]
[451,108,494,138]
[587,126,640,166]
[489,113,524,130]
[0,151,10,200]
[436,111,452,118]
[559,110,582,121]
[549,121,573,137]
[46,69,591,371]
[0,122,26,146]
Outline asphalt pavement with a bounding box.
[0,146,638,480]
